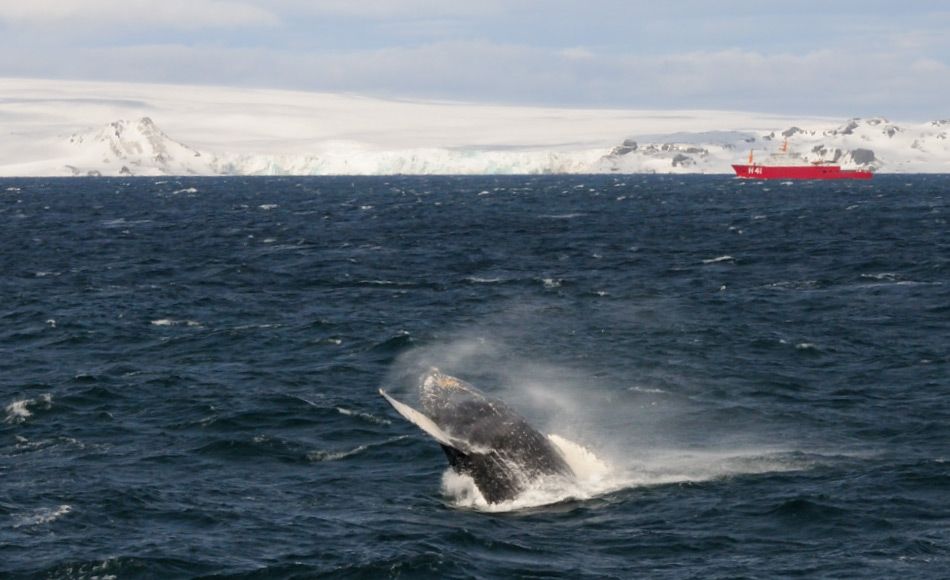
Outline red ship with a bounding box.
[732,139,873,180]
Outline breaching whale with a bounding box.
[379,368,575,503]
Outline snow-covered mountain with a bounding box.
[0,79,947,176]
[63,117,212,176]
[40,115,948,176]
[599,118,950,174]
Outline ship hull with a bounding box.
[732,164,872,180]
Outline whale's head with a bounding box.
[418,367,494,423]
[417,368,522,454]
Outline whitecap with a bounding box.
[702,255,734,264]
[465,276,503,284]
[13,504,72,528]
[539,213,584,219]
[258,204,278,210]
[542,278,562,289]
[307,446,367,462]
[292,395,325,408]
[861,272,899,281]
[4,394,52,424]
[12,435,87,453]
[767,279,819,291]
[172,187,198,194]
[5,400,32,422]
[336,406,391,425]
[307,435,406,462]
[628,386,667,394]
[150,319,201,328]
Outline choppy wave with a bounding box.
[336,406,391,425]
[150,318,202,327]
[4,394,52,423]
[538,213,584,219]
[13,504,72,528]
[6,434,88,456]
[702,255,735,264]
[307,435,407,462]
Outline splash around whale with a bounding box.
[379,369,611,507]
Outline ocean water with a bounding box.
[1,175,948,579]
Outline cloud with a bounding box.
[607,48,950,116]
[273,0,536,19]
[6,39,946,119]
[559,47,595,61]
[0,3,948,119]
[0,0,279,29]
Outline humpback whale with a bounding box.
[380,369,575,503]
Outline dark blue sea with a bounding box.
[2,175,948,579]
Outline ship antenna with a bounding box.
[781,137,788,153]
[748,149,754,164]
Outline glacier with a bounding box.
[1,78,948,177]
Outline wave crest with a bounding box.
[4,394,52,424]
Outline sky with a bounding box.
[1,0,948,120]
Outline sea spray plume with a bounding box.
[380,368,576,504]
[382,336,502,391]
[382,335,810,510]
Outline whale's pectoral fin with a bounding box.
[379,389,469,451]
